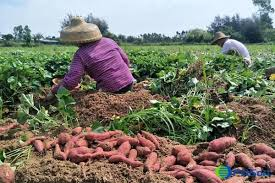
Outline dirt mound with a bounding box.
[74,90,163,126]
[217,97,275,145]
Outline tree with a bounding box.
[13,25,23,41]
[185,29,212,43]
[2,34,14,46]
[23,25,32,45]
[252,0,274,28]
[61,13,109,36]
[33,33,44,43]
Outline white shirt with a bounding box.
[222,39,251,59]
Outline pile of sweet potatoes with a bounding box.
[20,128,275,183]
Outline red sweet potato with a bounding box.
[117,136,139,146]
[54,144,67,160]
[141,131,160,149]
[177,151,192,166]
[253,178,275,183]
[190,168,223,183]
[267,159,275,174]
[137,134,156,151]
[235,153,254,169]
[188,165,216,171]
[151,159,161,172]
[255,159,267,168]
[174,170,190,179]
[85,130,123,141]
[33,140,44,153]
[0,122,19,134]
[172,145,188,156]
[58,133,71,145]
[144,152,158,171]
[118,141,131,156]
[98,140,118,151]
[208,137,237,152]
[109,155,143,168]
[185,175,195,183]
[186,159,197,170]
[250,143,275,158]
[136,146,151,156]
[224,176,246,183]
[196,152,224,162]
[21,136,47,147]
[72,127,82,135]
[168,165,188,172]
[0,163,15,183]
[44,139,57,150]
[160,155,176,171]
[254,154,273,162]
[68,147,94,163]
[75,139,88,147]
[225,152,235,167]
[85,127,92,133]
[199,160,216,166]
[128,149,138,161]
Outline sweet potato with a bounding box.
[190,168,223,183]
[144,152,158,171]
[98,140,117,151]
[253,178,275,183]
[151,159,161,172]
[85,127,92,133]
[168,165,188,172]
[254,154,273,162]
[21,136,47,147]
[225,152,235,167]
[75,139,88,147]
[250,143,275,158]
[235,153,254,169]
[109,155,143,168]
[160,155,176,171]
[188,165,216,171]
[224,176,246,183]
[85,130,123,141]
[185,175,195,183]
[196,152,224,162]
[208,137,236,152]
[117,136,139,146]
[58,133,71,145]
[177,151,192,166]
[161,170,180,177]
[199,160,216,166]
[141,131,160,149]
[68,147,94,163]
[54,144,67,160]
[136,146,151,156]
[33,140,44,153]
[72,127,82,135]
[172,145,188,156]
[255,159,267,168]
[186,159,197,170]
[44,139,57,150]
[267,159,275,174]
[118,141,131,156]
[0,122,19,134]
[0,163,15,183]
[128,149,138,161]
[137,134,156,151]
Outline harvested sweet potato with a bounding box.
[199,160,216,166]
[160,155,176,171]
[185,175,195,183]
[0,164,14,183]
[254,154,273,162]
[168,165,188,172]
[117,136,139,146]
[186,159,197,170]
[118,141,131,156]
[190,168,223,183]
[21,136,47,147]
[54,144,67,160]
[136,146,151,156]
[109,155,143,168]
[72,127,82,135]
[174,170,190,179]
[224,176,246,183]
[235,153,254,169]
[144,152,158,171]
[98,140,117,151]
[188,165,216,171]
[128,149,138,161]
[196,152,223,162]
[161,170,180,177]
[137,134,156,151]
[58,133,71,145]
[33,140,44,153]
[68,147,94,163]
[172,145,188,156]
[253,177,275,183]
[250,143,275,158]
[141,131,160,149]
[0,122,19,134]
[85,127,92,133]
[151,159,161,172]
[225,152,235,167]
[177,151,192,166]
[255,159,267,168]
[44,139,56,150]
[75,139,88,147]
[85,130,122,141]
[208,137,236,152]
[267,159,275,174]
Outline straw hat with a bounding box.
[211,32,230,45]
[60,16,102,44]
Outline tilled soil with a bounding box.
[217,97,275,145]
[74,88,163,126]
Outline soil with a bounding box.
[74,87,163,126]
[217,97,275,145]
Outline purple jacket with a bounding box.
[52,37,134,93]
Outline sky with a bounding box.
[0,0,274,37]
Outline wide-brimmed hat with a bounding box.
[211,32,230,45]
[60,16,102,44]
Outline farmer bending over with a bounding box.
[211,32,252,67]
[46,17,135,101]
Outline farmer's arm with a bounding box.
[52,53,84,94]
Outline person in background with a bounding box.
[46,17,135,101]
[211,31,252,67]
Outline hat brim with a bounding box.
[211,36,230,45]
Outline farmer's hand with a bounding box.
[243,58,252,68]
